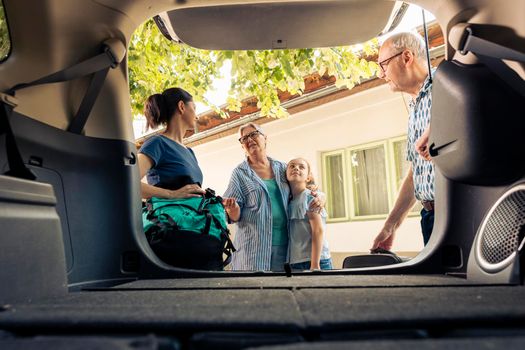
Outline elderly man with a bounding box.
[371,32,435,251]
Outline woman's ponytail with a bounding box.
[144,93,168,129]
[143,88,193,130]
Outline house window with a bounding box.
[321,135,421,222]
[321,150,348,221]
[390,136,423,213]
[0,0,10,61]
[349,142,391,219]
[392,137,409,192]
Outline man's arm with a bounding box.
[308,188,326,213]
[371,166,417,250]
[415,126,431,161]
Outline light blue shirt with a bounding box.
[288,189,331,264]
[407,72,435,201]
[224,158,290,271]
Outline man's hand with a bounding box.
[415,127,432,161]
[308,190,326,213]
[222,197,240,222]
[371,225,396,251]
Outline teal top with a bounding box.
[262,178,288,246]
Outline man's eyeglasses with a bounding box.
[378,51,403,72]
[239,130,262,144]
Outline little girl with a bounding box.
[286,158,333,270]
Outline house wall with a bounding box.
[193,84,424,265]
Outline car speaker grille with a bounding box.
[479,187,525,266]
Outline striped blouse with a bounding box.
[223,158,290,271]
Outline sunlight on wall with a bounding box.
[192,84,424,259]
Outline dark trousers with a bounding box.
[420,209,435,245]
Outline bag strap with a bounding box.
[209,214,236,267]
[197,196,207,213]
[146,202,202,221]
[202,211,212,236]
[209,212,227,232]
[222,246,233,267]
[205,196,237,265]
[154,213,177,228]
[454,25,525,96]
[221,231,236,267]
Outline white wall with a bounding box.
[193,84,423,256]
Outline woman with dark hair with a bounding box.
[138,87,205,199]
[138,88,229,271]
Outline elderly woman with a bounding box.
[222,122,322,271]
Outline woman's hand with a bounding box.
[169,184,205,199]
[222,197,241,222]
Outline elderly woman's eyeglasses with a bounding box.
[378,51,403,72]
[238,130,262,144]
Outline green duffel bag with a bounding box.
[143,188,235,270]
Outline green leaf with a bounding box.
[281,57,293,77]
[128,18,379,120]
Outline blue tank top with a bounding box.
[139,135,203,190]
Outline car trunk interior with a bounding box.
[1,0,525,348]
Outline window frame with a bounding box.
[347,140,393,221]
[388,135,422,217]
[321,134,421,223]
[321,149,350,223]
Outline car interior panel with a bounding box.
[0,0,524,348]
